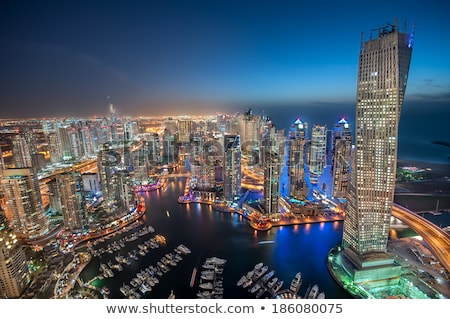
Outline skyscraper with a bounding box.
[308,124,327,184]
[262,125,284,215]
[288,118,307,200]
[341,20,414,283]
[0,206,31,298]
[223,134,241,201]
[1,168,49,239]
[331,118,352,199]
[56,172,85,232]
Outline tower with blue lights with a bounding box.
[288,118,308,200]
[331,117,352,199]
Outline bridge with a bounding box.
[392,203,450,273]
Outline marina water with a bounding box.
[79,177,352,299]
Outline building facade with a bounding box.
[308,124,327,184]
[288,118,308,200]
[331,118,353,199]
[1,168,49,239]
[0,207,30,298]
[223,134,241,201]
[341,21,413,279]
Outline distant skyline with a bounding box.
[1,0,450,119]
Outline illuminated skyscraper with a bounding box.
[0,206,30,298]
[1,168,48,239]
[262,125,284,215]
[56,172,85,232]
[12,135,32,168]
[177,118,192,144]
[288,118,307,200]
[97,143,122,212]
[331,118,352,199]
[341,21,414,282]
[308,124,327,184]
[223,134,241,201]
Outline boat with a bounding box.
[177,244,191,254]
[242,278,253,289]
[237,275,247,286]
[267,277,278,289]
[307,284,319,299]
[139,283,152,294]
[205,257,227,265]
[253,265,268,281]
[272,280,284,294]
[120,284,131,297]
[197,290,213,299]
[254,262,263,270]
[199,282,214,290]
[256,288,266,298]
[261,269,275,283]
[250,283,261,294]
[289,272,302,293]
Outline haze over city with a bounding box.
[1,0,450,119]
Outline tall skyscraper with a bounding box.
[177,118,192,144]
[223,134,241,201]
[341,21,414,283]
[0,206,31,298]
[12,135,32,168]
[97,143,122,212]
[308,124,327,184]
[56,172,85,232]
[288,118,308,200]
[1,168,49,239]
[262,125,284,215]
[331,118,352,199]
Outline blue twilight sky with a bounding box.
[0,0,449,119]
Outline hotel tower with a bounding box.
[341,20,414,282]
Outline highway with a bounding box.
[392,203,450,273]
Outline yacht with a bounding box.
[307,284,319,299]
[261,269,275,284]
[289,272,302,293]
[250,283,261,294]
[237,275,247,287]
[272,280,284,294]
[254,262,263,270]
[267,277,278,289]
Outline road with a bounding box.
[392,203,450,273]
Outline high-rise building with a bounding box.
[223,134,241,201]
[262,125,284,215]
[1,168,48,239]
[0,206,31,298]
[308,124,327,184]
[288,118,308,200]
[340,21,414,283]
[236,109,261,156]
[177,118,192,144]
[97,143,122,212]
[56,172,85,232]
[331,118,352,199]
[12,135,32,168]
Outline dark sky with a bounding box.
[1,0,449,118]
